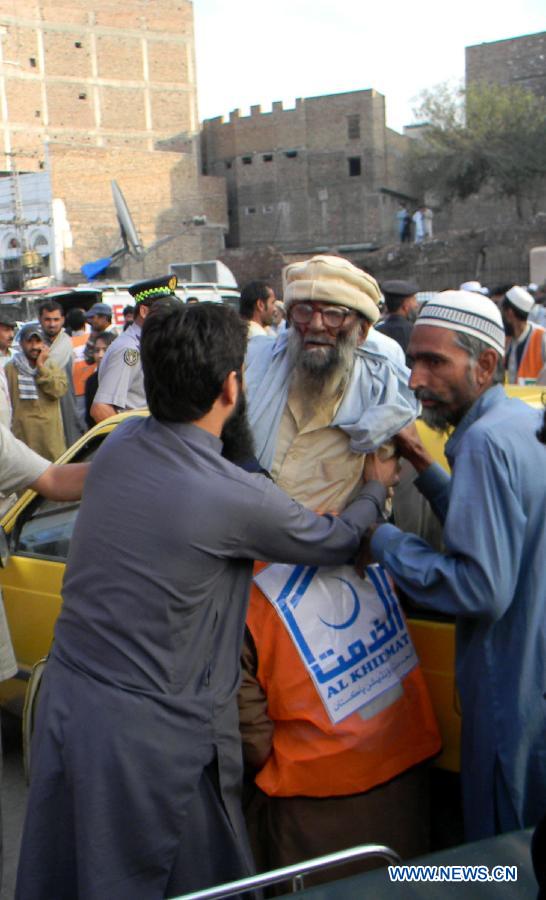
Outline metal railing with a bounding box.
[171,843,402,899]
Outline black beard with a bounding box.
[537,408,546,445]
[220,391,257,466]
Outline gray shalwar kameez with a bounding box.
[16,416,385,900]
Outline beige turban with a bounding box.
[283,255,382,324]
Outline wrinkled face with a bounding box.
[39,309,64,338]
[287,300,369,393]
[21,334,44,364]
[0,323,15,353]
[407,325,480,432]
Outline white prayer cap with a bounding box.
[506,285,534,314]
[415,290,505,356]
[283,255,382,324]
[459,280,483,294]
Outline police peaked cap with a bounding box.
[128,275,178,305]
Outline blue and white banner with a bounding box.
[254,563,418,724]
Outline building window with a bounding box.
[225,161,232,169]
[29,57,37,68]
[285,150,298,159]
[348,157,361,176]
[74,41,83,49]
[347,115,360,140]
[263,153,273,162]
[262,205,274,215]
[242,156,252,165]
[78,92,87,100]
[35,110,40,118]
[244,206,256,215]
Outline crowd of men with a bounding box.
[0,259,544,898]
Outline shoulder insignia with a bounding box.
[124,348,140,367]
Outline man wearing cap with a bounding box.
[240,255,440,872]
[501,285,546,384]
[90,276,179,423]
[39,300,82,445]
[363,290,546,841]
[5,323,67,461]
[83,302,117,365]
[375,279,419,357]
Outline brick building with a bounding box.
[466,31,546,98]
[0,0,227,281]
[201,90,413,252]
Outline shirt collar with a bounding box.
[158,420,223,454]
[444,384,505,465]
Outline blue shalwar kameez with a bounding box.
[372,385,546,840]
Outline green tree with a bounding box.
[407,82,546,219]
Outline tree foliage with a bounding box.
[407,82,546,218]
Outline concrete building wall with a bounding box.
[202,90,413,251]
[466,31,546,98]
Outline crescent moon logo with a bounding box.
[318,577,361,630]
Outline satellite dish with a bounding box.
[111,180,144,258]
[81,179,211,281]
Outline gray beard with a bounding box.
[419,406,453,433]
[287,326,359,397]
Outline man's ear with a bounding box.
[476,348,499,386]
[221,370,239,409]
[358,319,371,343]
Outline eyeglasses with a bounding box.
[290,303,354,330]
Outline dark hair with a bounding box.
[39,300,64,317]
[94,331,116,350]
[502,298,528,322]
[239,280,272,320]
[383,292,405,314]
[65,307,86,332]
[122,305,134,316]
[490,284,512,298]
[141,301,247,422]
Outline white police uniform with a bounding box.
[93,323,146,412]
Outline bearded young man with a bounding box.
[39,300,82,445]
[240,255,441,875]
[16,301,398,900]
[364,290,546,842]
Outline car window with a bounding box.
[12,436,103,563]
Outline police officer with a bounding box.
[90,275,180,422]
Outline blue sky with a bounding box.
[193,0,545,132]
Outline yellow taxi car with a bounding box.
[0,387,543,774]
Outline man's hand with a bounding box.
[354,523,383,577]
[363,449,400,488]
[394,422,434,473]
[36,345,50,369]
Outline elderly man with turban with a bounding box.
[240,255,441,876]
[364,290,546,842]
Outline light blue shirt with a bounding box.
[372,385,546,840]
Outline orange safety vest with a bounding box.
[71,333,96,397]
[246,563,441,798]
[517,326,545,381]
